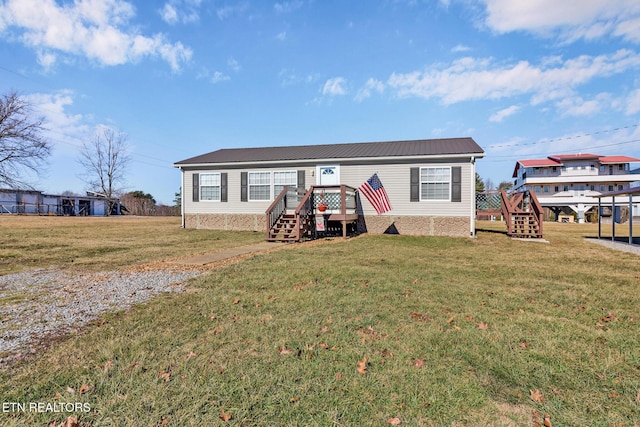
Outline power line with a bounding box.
[487,138,640,160]
[46,133,175,170]
[485,124,640,150]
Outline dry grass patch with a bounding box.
[1,220,639,426]
[0,216,264,274]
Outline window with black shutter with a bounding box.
[192,173,199,202]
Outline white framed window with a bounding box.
[420,167,451,201]
[200,173,221,201]
[274,171,297,196]
[248,171,271,201]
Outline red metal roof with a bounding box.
[512,158,561,177]
[518,158,562,167]
[599,155,640,164]
[513,153,640,177]
[549,153,600,161]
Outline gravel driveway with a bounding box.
[0,266,201,368]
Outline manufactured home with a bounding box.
[174,138,485,240]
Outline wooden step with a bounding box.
[267,214,300,242]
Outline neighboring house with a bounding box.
[512,153,640,222]
[173,137,485,238]
[0,189,120,216]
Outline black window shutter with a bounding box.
[241,172,248,202]
[451,166,462,202]
[297,170,305,192]
[192,173,199,202]
[410,168,419,202]
[221,173,228,202]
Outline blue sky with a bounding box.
[2,0,640,204]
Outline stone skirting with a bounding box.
[185,213,266,232]
[360,215,471,237]
[185,213,472,237]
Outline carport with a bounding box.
[592,187,640,246]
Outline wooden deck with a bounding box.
[266,185,360,242]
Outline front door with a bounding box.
[317,165,340,185]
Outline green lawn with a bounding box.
[1,220,639,426]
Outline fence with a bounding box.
[0,203,90,216]
[476,191,503,219]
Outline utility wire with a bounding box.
[485,124,640,149]
[488,137,640,160]
[46,134,175,170]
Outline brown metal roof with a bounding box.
[174,137,484,165]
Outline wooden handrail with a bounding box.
[500,189,544,238]
[295,186,314,216]
[266,185,361,242]
[294,186,315,241]
[500,189,512,232]
[265,186,288,240]
[528,190,544,237]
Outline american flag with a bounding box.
[359,173,391,215]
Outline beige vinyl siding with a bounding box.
[184,168,313,215]
[182,159,473,218]
[338,161,472,217]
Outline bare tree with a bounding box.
[483,177,495,191]
[78,127,130,215]
[0,91,51,188]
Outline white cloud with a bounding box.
[387,49,640,105]
[624,89,640,115]
[278,68,319,86]
[274,1,304,14]
[36,50,57,69]
[26,91,91,154]
[489,105,520,122]
[216,3,249,20]
[160,4,179,25]
[0,0,192,71]
[451,44,471,53]
[196,59,239,84]
[276,31,287,41]
[555,93,611,117]
[322,77,348,96]
[481,0,640,44]
[355,78,385,102]
[227,58,241,72]
[210,71,230,84]
[159,0,201,25]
